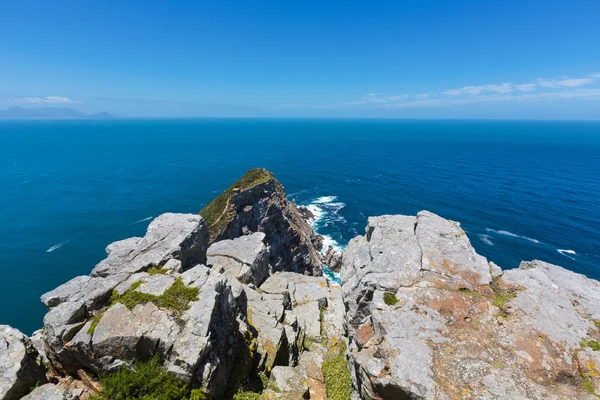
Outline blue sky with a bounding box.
[1,1,599,118]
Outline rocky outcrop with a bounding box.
[200,168,323,276]
[323,245,343,272]
[36,213,249,398]
[207,232,270,286]
[91,213,209,278]
[0,325,47,400]
[342,211,600,399]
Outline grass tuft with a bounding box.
[109,277,198,316]
[200,168,280,241]
[581,338,600,351]
[147,266,169,275]
[87,313,103,335]
[383,291,398,306]
[492,291,516,308]
[322,342,353,400]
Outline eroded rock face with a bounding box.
[342,211,600,399]
[202,169,323,276]
[0,325,47,400]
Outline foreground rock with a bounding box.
[342,211,600,399]
[0,325,47,400]
[21,383,77,400]
[207,232,270,286]
[200,168,323,276]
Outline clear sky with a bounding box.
[1,1,599,118]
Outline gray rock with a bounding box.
[113,272,149,296]
[261,271,328,307]
[135,274,175,296]
[20,384,76,400]
[40,275,121,311]
[92,302,179,365]
[342,211,600,399]
[29,329,49,365]
[323,245,343,272]
[489,261,503,278]
[163,258,183,273]
[91,213,209,277]
[289,301,321,339]
[204,169,322,276]
[207,232,270,285]
[0,325,46,400]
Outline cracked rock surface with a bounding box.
[342,211,600,399]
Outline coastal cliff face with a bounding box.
[200,168,323,277]
[1,170,600,400]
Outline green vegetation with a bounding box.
[147,265,169,275]
[582,378,598,397]
[459,288,485,298]
[383,291,398,306]
[200,168,281,240]
[109,278,199,316]
[90,356,192,400]
[594,320,600,329]
[581,338,600,351]
[492,291,517,308]
[87,313,103,335]
[322,342,353,400]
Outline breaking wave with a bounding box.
[305,195,347,284]
[558,249,576,260]
[478,234,494,246]
[486,228,541,244]
[46,240,69,253]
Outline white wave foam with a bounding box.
[486,228,540,244]
[322,266,341,286]
[313,196,337,204]
[479,234,494,246]
[132,216,153,225]
[557,249,576,260]
[306,204,325,224]
[46,240,69,253]
[322,234,344,254]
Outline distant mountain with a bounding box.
[0,107,115,119]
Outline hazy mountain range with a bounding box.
[0,107,114,119]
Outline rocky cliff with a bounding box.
[200,168,323,276]
[342,211,600,399]
[1,171,600,400]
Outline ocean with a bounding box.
[1,118,599,334]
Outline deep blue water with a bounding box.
[1,119,599,334]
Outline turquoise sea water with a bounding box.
[1,119,599,334]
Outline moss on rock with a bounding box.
[200,168,281,241]
[109,277,199,316]
[383,291,398,306]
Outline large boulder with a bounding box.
[207,232,270,286]
[200,168,322,276]
[0,325,47,400]
[91,213,209,277]
[342,211,600,399]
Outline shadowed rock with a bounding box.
[0,325,47,400]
